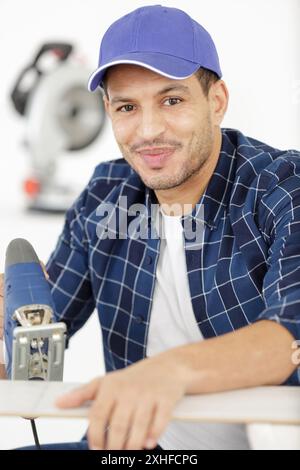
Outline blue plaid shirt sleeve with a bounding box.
[254,159,300,383]
[46,177,95,338]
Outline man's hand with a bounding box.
[56,353,188,450]
[56,320,298,451]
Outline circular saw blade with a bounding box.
[57,85,105,151]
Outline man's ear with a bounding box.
[210,80,229,126]
[103,94,111,118]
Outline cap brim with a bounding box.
[88,52,200,91]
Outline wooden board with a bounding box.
[0,380,300,425]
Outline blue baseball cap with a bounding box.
[88,5,222,92]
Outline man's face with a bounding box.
[104,65,220,190]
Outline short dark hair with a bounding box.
[195,67,219,96]
[102,66,219,98]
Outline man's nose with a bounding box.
[136,107,166,141]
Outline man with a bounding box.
[1,5,300,450]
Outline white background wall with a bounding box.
[0,0,299,449]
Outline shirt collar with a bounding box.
[197,130,237,230]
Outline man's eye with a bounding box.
[118,104,135,112]
[164,97,182,106]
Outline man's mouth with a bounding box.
[136,147,176,169]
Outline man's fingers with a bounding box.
[124,402,155,450]
[145,403,173,449]
[88,396,115,450]
[56,378,101,408]
[105,403,133,450]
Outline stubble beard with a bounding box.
[119,121,215,191]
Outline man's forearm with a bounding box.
[163,320,298,395]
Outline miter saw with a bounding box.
[11,42,105,212]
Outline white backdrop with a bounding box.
[0,0,299,449]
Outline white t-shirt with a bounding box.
[146,209,250,450]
